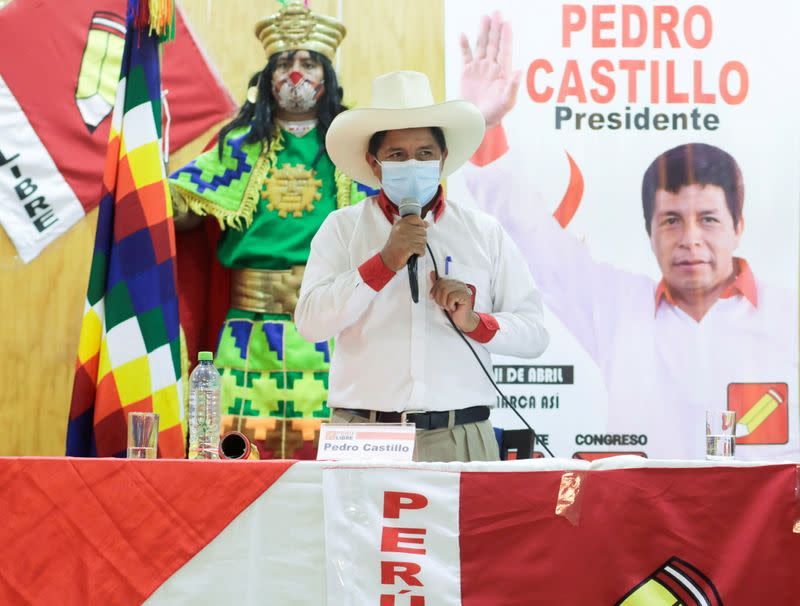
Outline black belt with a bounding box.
[336,406,490,430]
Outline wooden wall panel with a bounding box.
[1,0,445,455]
[0,213,96,455]
[338,0,445,106]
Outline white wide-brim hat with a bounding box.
[326,71,486,189]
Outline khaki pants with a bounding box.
[330,409,500,463]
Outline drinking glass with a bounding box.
[705,410,736,461]
[127,412,159,459]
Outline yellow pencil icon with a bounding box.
[75,11,126,132]
[735,388,783,438]
[618,578,681,605]
[616,557,721,606]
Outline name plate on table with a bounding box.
[317,424,416,461]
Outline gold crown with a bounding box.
[255,1,346,62]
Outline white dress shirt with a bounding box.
[295,195,549,413]
[464,156,799,461]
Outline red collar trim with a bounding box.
[375,187,446,224]
[654,257,758,311]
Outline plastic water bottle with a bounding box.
[188,351,221,459]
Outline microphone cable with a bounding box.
[426,242,555,458]
[407,256,419,303]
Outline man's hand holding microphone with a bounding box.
[378,212,479,333]
[379,214,428,272]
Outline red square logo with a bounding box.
[728,383,789,445]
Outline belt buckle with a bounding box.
[400,409,427,428]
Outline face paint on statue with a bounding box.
[272,71,325,116]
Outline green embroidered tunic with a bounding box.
[217,129,336,268]
[170,126,355,267]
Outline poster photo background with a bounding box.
[444,0,800,459]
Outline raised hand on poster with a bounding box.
[460,12,521,128]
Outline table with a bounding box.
[1,457,798,605]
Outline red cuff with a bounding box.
[358,253,395,292]
[469,123,509,167]
[465,312,499,343]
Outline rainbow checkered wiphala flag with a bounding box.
[67,4,185,458]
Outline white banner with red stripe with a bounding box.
[323,466,461,606]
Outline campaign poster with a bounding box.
[445,0,799,460]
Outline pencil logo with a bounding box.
[615,557,722,606]
[75,11,127,132]
[728,383,789,445]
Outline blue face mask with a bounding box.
[378,159,441,207]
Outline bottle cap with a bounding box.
[198,351,214,362]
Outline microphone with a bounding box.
[398,197,422,303]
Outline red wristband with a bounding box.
[358,253,395,292]
[465,312,499,343]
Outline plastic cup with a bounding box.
[127,412,159,459]
[705,410,736,461]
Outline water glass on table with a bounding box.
[705,410,736,461]
[127,412,159,459]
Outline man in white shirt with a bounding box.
[458,14,798,461]
[295,71,549,462]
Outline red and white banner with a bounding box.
[322,459,800,605]
[0,0,235,262]
[1,458,799,605]
[323,466,461,605]
[0,74,86,261]
[444,1,800,461]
